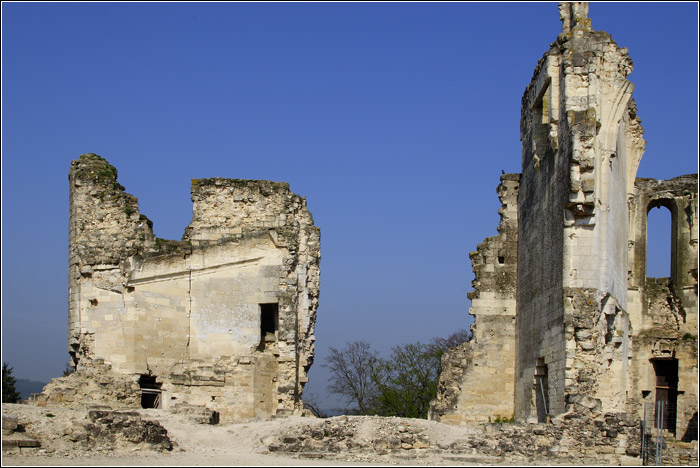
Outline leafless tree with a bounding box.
[429,328,471,354]
[302,391,327,418]
[322,341,379,415]
[322,331,471,417]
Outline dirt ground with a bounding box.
[2,403,522,466]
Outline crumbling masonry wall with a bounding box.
[431,2,698,439]
[516,2,645,421]
[627,175,698,440]
[40,153,320,422]
[430,173,519,424]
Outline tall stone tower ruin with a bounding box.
[516,0,644,420]
[432,2,698,440]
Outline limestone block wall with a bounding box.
[61,153,320,422]
[516,45,568,421]
[515,3,643,421]
[559,101,645,418]
[627,175,698,440]
[430,173,519,424]
[432,3,696,443]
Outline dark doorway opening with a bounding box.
[652,358,678,435]
[139,374,162,409]
[260,303,279,343]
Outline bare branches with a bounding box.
[322,330,471,418]
[322,341,379,414]
[428,328,472,355]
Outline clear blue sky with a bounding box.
[2,2,698,408]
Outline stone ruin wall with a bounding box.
[627,174,698,440]
[430,173,519,424]
[33,153,320,423]
[517,1,646,421]
[432,1,698,446]
[515,42,569,421]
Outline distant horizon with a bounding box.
[2,2,698,409]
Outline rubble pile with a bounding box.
[83,409,172,452]
[28,360,140,409]
[2,404,172,456]
[263,413,673,465]
[267,416,437,455]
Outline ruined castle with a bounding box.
[31,154,320,423]
[430,2,698,442]
[29,2,697,441]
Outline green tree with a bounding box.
[372,342,441,419]
[321,330,471,419]
[427,328,471,377]
[2,362,22,403]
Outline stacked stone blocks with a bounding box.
[45,153,321,423]
[432,2,698,448]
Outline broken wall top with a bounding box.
[184,177,318,249]
[69,153,160,269]
[69,153,319,268]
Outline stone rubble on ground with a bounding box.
[3,401,698,465]
[2,403,172,457]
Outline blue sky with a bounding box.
[2,2,698,408]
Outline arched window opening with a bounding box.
[646,205,671,279]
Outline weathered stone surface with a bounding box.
[515,0,643,421]
[261,413,698,465]
[2,439,41,448]
[35,153,320,423]
[432,1,698,451]
[3,405,171,454]
[29,361,140,409]
[4,401,696,465]
[627,174,699,441]
[83,410,172,451]
[430,173,519,424]
[2,415,19,434]
[167,403,220,425]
